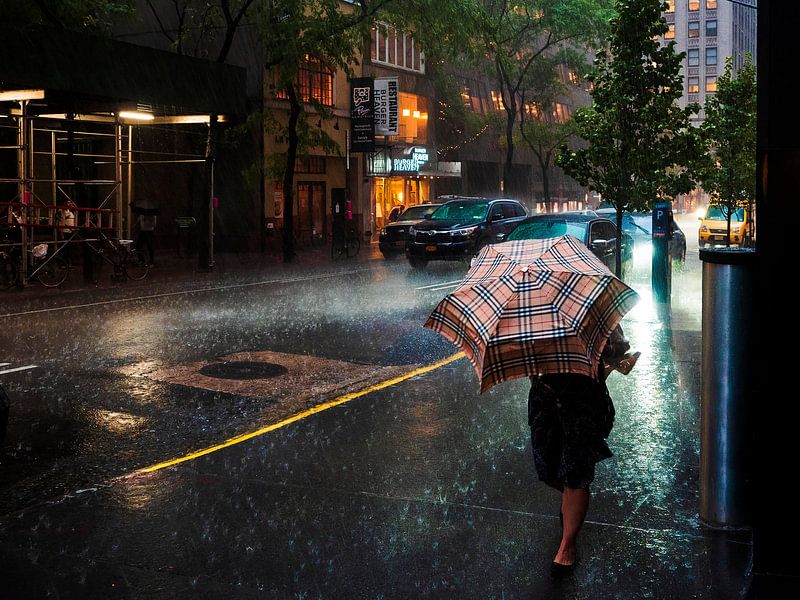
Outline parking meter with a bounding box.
[652,201,673,303]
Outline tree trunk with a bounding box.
[540,152,552,208]
[198,116,217,270]
[726,207,732,247]
[504,103,515,195]
[282,84,301,262]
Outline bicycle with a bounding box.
[331,223,360,259]
[85,237,150,281]
[0,242,70,289]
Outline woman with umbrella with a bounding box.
[528,325,637,577]
[425,235,640,579]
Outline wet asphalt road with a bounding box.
[0,219,751,598]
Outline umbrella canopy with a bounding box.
[424,235,639,393]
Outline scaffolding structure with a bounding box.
[1,92,212,285]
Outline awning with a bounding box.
[0,27,246,116]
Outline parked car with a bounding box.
[698,205,753,247]
[379,203,441,259]
[597,208,686,262]
[406,197,527,269]
[506,213,634,277]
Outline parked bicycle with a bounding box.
[0,242,69,289]
[85,237,150,281]
[331,223,360,259]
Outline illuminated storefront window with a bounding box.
[395,93,428,144]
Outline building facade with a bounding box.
[661,0,757,212]
[663,0,757,125]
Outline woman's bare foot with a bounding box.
[553,540,576,565]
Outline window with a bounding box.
[706,0,717,8]
[706,46,717,66]
[371,23,424,73]
[295,157,326,174]
[490,90,503,111]
[706,20,717,37]
[688,77,700,93]
[688,0,700,11]
[275,57,334,106]
[552,103,571,123]
[688,48,700,66]
[688,21,700,38]
[706,76,717,92]
[459,79,491,113]
[665,23,675,39]
[525,102,541,120]
[664,0,674,12]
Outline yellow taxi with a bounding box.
[698,205,753,247]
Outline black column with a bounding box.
[752,1,799,595]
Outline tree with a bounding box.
[1,0,133,33]
[143,0,256,61]
[557,0,701,277]
[518,54,584,208]
[262,0,397,262]
[474,0,613,196]
[520,109,578,208]
[699,54,756,247]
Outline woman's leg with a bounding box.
[554,486,590,565]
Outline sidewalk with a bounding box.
[0,240,387,311]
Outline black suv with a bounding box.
[378,203,441,259]
[405,197,527,269]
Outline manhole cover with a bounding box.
[199,361,289,380]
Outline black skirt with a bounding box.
[528,374,615,490]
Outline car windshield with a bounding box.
[430,201,489,223]
[400,205,437,221]
[507,219,587,241]
[705,206,744,222]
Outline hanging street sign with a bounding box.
[374,77,399,136]
[350,77,375,153]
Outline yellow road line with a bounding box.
[130,352,465,476]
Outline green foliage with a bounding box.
[557,0,703,274]
[1,0,133,33]
[698,54,756,242]
[473,0,615,188]
[557,0,701,209]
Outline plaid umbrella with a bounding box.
[424,235,639,393]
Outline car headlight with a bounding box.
[700,225,708,233]
[732,225,741,232]
[452,226,478,238]
[379,228,387,236]
[408,226,416,236]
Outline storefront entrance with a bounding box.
[297,182,326,241]
[373,176,430,231]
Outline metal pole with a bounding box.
[127,125,133,239]
[115,121,123,239]
[18,101,29,284]
[51,130,57,206]
[209,156,215,268]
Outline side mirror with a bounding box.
[491,213,504,222]
[424,213,433,220]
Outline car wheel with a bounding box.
[408,257,427,270]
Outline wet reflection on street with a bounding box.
[0,219,750,598]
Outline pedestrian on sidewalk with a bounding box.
[135,207,157,266]
[528,325,637,578]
